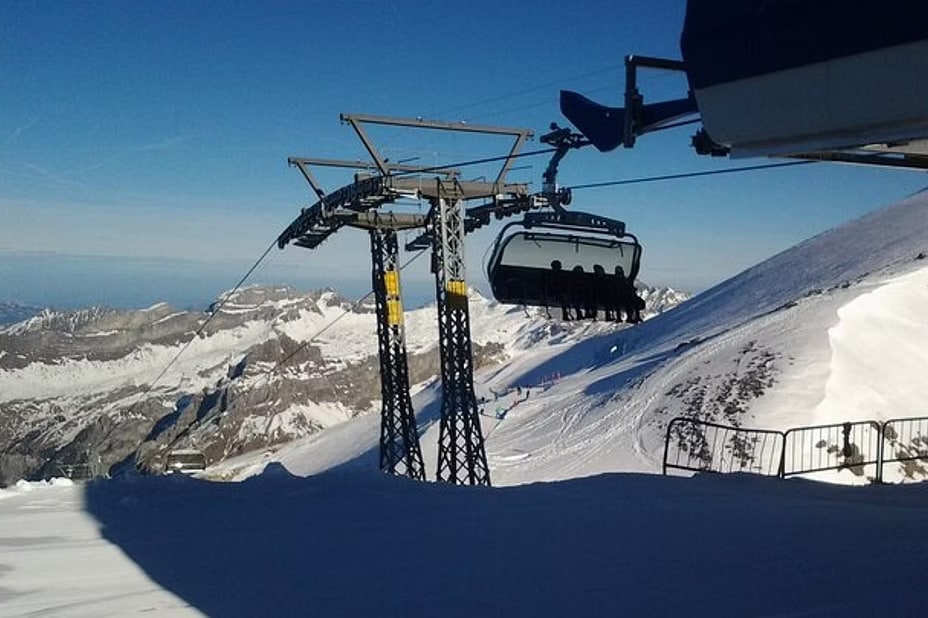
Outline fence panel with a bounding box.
[781,421,881,479]
[51,462,94,481]
[663,417,785,477]
[663,416,928,484]
[881,416,928,482]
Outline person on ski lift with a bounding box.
[614,265,644,323]
[629,289,645,323]
[583,267,599,321]
[593,264,613,320]
[614,266,635,323]
[548,260,572,320]
[571,265,587,320]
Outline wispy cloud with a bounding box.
[5,116,40,145]
[20,162,89,188]
[72,134,194,175]
[132,134,193,153]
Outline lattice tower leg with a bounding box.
[370,229,426,480]
[432,194,491,485]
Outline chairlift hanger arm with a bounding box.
[539,124,589,211]
[560,54,698,153]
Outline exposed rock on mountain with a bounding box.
[0,284,687,486]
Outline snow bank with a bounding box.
[0,477,74,500]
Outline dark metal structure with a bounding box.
[881,416,928,481]
[662,417,784,477]
[561,10,928,171]
[370,228,426,480]
[431,183,491,484]
[278,113,547,485]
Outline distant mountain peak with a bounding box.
[0,301,44,327]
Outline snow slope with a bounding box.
[4,193,928,616]
[211,193,928,486]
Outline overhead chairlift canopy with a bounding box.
[681,0,928,159]
[560,0,928,168]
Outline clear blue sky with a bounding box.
[2,0,925,310]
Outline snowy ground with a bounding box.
[4,193,928,615]
[3,471,928,617]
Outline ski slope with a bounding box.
[212,191,928,486]
[4,192,928,616]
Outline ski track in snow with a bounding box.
[7,195,928,615]
[207,193,928,487]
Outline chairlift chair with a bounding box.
[165,449,207,474]
[485,211,642,316]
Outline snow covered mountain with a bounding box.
[211,192,928,487]
[0,302,41,326]
[0,282,686,486]
[4,194,928,617]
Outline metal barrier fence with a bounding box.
[663,416,928,483]
[881,416,928,482]
[781,421,881,479]
[51,462,94,481]
[662,417,784,477]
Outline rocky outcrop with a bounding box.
[0,284,688,486]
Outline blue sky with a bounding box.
[2,0,926,310]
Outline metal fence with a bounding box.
[663,417,784,477]
[880,416,928,482]
[781,421,881,479]
[50,459,108,482]
[663,416,928,483]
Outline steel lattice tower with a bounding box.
[431,186,491,485]
[278,114,534,487]
[370,229,426,480]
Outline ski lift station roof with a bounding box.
[681,0,928,161]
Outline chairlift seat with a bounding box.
[486,212,642,311]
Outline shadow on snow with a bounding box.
[84,468,928,617]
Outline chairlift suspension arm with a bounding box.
[540,125,589,211]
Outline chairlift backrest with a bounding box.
[492,231,641,280]
[485,210,642,310]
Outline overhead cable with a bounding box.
[568,160,816,191]
[392,147,556,179]
[127,239,277,408]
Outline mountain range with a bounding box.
[0,282,687,486]
[0,302,41,326]
[4,192,928,616]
